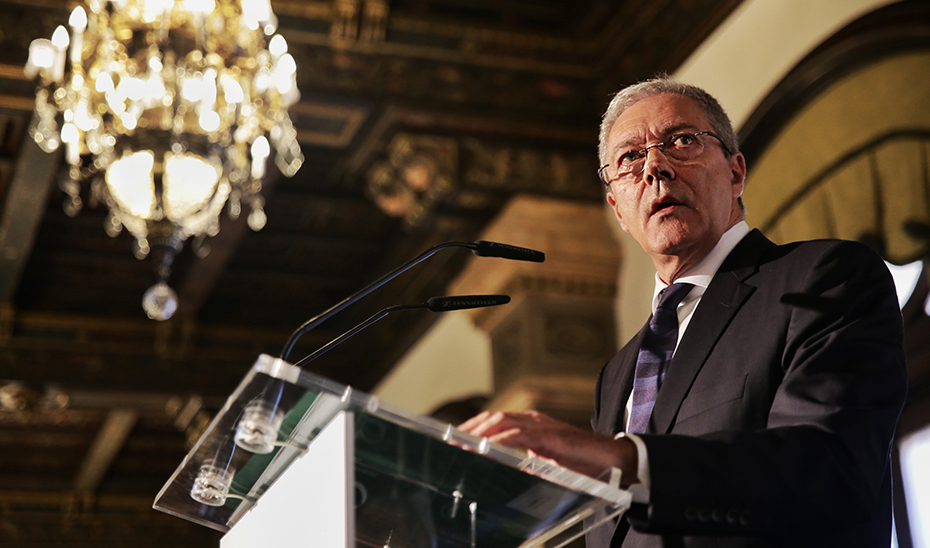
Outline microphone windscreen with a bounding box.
[473,240,545,262]
[427,295,511,312]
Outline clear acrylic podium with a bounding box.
[154,354,631,548]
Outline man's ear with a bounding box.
[606,191,630,232]
[730,152,747,198]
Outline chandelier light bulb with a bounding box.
[163,153,221,220]
[25,39,55,78]
[62,122,80,164]
[180,76,203,102]
[51,26,69,49]
[277,54,297,77]
[147,56,163,72]
[241,0,272,30]
[69,7,87,32]
[251,135,269,159]
[144,74,166,101]
[107,93,126,115]
[199,110,220,132]
[252,69,270,93]
[121,77,145,102]
[95,72,114,93]
[60,123,79,143]
[222,78,244,104]
[250,136,270,179]
[201,69,217,108]
[121,112,138,130]
[74,104,95,131]
[106,151,156,219]
[268,35,287,57]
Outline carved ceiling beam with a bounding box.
[273,0,596,77]
[342,103,594,179]
[0,310,341,392]
[593,0,744,91]
[0,94,35,112]
[592,0,671,75]
[0,138,61,303]
[0,490,221,547]
[286,28,594,78]
[292,101,369,148]
[0,489,154,509]
[0,388,210,423]
[364,131,603,227]
[0,64,26,80]
[274,0,596,51]
[71,409,138,493]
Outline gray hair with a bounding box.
[598,76,739,167]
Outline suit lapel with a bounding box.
[599,326,647,435]
[649,230,774,434]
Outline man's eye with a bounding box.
[618,151,640,165]
[670,134,696,147]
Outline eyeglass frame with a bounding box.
[598,131,732,186]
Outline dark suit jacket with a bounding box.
[586,229,907,548]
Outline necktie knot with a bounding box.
[657,282,694,312]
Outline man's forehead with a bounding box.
[609,94,708,145]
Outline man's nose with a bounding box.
[643,146,675,185]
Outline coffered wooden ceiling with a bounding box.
[0,1,741,546]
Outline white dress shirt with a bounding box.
[619,221,751,502]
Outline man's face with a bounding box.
[604,93,746,274]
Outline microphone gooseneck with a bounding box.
[279,241,543,361]
[291,295,510,368]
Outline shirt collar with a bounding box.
[651,221,750,311]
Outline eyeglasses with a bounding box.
[598,131,730,186]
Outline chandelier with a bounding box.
[25,0,303,320]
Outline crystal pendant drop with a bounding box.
[142,281,178,321]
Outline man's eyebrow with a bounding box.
[659,122,701,136]
[609,122,702,156]
[609,138,637,157]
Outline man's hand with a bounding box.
[459,410,639,488]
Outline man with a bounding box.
[460,78,907,547]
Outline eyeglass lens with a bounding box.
[601,132,719,185]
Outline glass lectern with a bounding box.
[154,354,631,547]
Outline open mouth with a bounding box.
[651,199,684,216]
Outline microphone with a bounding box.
[427,295,510,311]
[473,240,545,263]
[279,241,543,361]
[291,295,510,368]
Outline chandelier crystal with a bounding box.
[26,0,303,320]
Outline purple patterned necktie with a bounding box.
[628,282,694,434]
